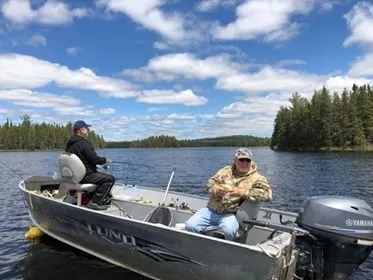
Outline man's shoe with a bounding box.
[86,201,109,211]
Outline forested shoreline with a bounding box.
[0,116,270,150]
[3,83,373,153]
[271,84,373,152]
[106,135,270,148]
[0,115,105,151]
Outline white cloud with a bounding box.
[137,89,208,106]
[348,53,373,77]
[99,108,116,115]
[0,89,80,108]
[217,96,290,119]
[210,73,373,136]
[277,59,306,67]
[317,0,346,11]
[214,0,315,42]
[0,53,208,107]
[122,103,274,140]
[89,113,209,140]
[147,107,167,113]
[208,115,274,137]
[0,53,136,98]
[190,96,289,137]
[153,41,169,50]
[343,2,373,47]
[0,107,14,114]
[1,0,90,26]
[195,0,238,12]
[322,75,373,93]
[96,0,186,41]
[262,22,299,42]
[53,107,96,116]
[0,89,119,118]
[320,2,334,11]
[216,66,322,94]
[26,34,47,47]
[210,70,373,136]
[123,51,373,100]
[123,53,247,82]
[0,107,46,121]
[167,113,197,120]
[217,68,373,98]
[66,47,79,55]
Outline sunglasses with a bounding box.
[238,158,251,163]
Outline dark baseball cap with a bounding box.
[73,120,91,130]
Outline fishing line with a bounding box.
[0,159,27,180]
[0,159,29,209]
[101,160,153,185]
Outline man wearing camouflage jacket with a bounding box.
[185,148,272,240]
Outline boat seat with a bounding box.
[59,152,98,206]
[144,206,172,226]
[202,201,261,243]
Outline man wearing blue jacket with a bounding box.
[65,120,114,210]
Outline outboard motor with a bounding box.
[294,196,373,280]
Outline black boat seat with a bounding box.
[202,201,261,243]
[144,206,172,226]
[59,152,98,206]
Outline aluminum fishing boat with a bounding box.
[19,152,373,280]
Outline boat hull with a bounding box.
[21,182,294,280]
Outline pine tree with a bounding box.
[271,84,373,151]
[0,116,106,150]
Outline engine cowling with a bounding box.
[295,196,373,280]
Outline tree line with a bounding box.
[106,135,271,148]
[0,115,106,151]
[0,116,271,150]
[270,84,373,151]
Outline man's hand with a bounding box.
[106,159,112,164]
[215,188,228,197]
[227,188,245,197]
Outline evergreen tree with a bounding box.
[271,84,373,151]
[270,106,292,150]
[0,116,106,150]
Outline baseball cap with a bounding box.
[234,148,252,160]
[73,120,91,130]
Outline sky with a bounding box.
[0,0,373,141]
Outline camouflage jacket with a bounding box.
[206,162,272,213]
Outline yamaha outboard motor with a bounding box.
[294,196,373,280]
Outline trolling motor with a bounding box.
[244,196,373,280]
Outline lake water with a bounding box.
[0,147,372,279]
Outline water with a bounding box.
[0,147,372,279]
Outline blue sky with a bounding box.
[1,0,373,141]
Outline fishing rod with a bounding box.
[144,167,176,226]
[114,161,151,168]
[162,167,176,205]
[101,160,152,170]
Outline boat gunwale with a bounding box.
[19,178,293,253]
[117,183,299,218]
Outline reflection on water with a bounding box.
[0,148,372,279]
[22,236,144,280]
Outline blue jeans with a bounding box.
[185,207,239,240]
